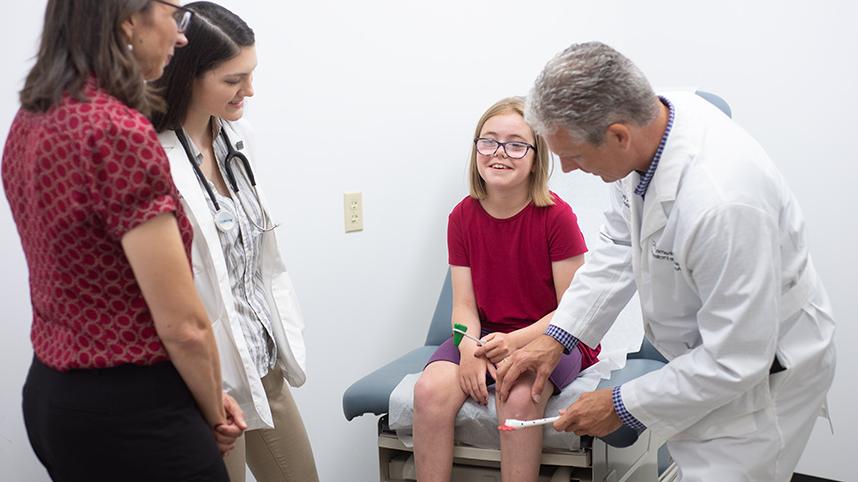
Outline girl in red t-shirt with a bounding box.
[412,97,598,482]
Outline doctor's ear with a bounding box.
[605,124,631,150]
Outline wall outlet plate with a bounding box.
[344,192,363,233]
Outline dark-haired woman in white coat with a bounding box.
[151,3,318,481]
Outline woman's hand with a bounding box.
[458,347,495,406]
[477,332,517,365]
[213,393,247,455]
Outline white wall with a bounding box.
[1,1,855,481]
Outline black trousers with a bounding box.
[23,355,228,482]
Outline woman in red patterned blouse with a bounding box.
[2,2,242,481]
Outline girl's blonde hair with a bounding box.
[468,96,554,206]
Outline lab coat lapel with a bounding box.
[160,130,228,271]
[639,157,677,243]
[638,97,698,243]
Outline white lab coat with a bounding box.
[159,120,307,430]
[552,92,835,479]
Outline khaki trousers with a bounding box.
[224,368,319,482]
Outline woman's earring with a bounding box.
[127,43,134,52]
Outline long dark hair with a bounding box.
[151,1,254,132]
[19,0,162,115]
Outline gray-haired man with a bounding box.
[483,41,835,481]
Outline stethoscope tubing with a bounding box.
[174,124,276,232]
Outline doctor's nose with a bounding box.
[559,156,580,173]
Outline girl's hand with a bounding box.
[458,350,493,405]
[478,332,517,364]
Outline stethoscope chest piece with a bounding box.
[214,209,237,232]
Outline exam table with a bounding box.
[343,270,674,482]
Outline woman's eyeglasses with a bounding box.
[150,0,194,33]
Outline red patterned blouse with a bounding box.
[2,79,193,371]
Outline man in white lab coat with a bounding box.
[488,41,836,481]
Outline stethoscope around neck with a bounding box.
[174,125,277,233]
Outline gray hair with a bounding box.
[525,41,659,144]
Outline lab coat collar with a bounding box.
[638,93,702,242]
[170,118,227,166]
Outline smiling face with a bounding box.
[475,112,537,196]
[190,45,257,121]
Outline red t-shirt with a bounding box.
[2,79,193,371]
[447,193,600,368]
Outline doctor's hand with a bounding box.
[553,388,623,437]
[213,393,248,455]
[474,332,517,365]
[495,335,563,404]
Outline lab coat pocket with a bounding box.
[675,382,771,441]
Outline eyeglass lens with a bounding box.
[176,11,192,32]
[475,139,531,159]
